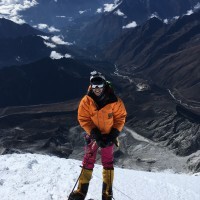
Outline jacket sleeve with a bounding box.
[112,98,127,132]
[78,96,96,135]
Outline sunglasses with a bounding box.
[91,84,104,89]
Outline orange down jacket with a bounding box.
[78,93,127,135]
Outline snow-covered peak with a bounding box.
[0,153,200,200]
[149,13,162,20]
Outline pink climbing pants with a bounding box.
[82,138,114,169]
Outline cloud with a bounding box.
[194,2,200,10]
[34,23,60,33]
[79,10,87,14]
[114,9,125,17]
[123,21,137,29]
[50,51,72,59]
[114,0,121,4]
[51,36,72,45]
[65,53,72,58]
[36,24,48,29]
[96,8,102,13]
[50,51,63,59]
[44,41,56,48]
[0,0,38,24]
[38,35,72,48]
[37,35,50,40]
[48,26,60,32]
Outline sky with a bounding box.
[0,153,200,200]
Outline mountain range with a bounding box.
[6,0,199,49]
[0,18,96,68]
[62,0,200,48]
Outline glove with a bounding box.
[90,128,107,148]
[96,140,108,148]
[107,128,120,143]
[90,128,101,140]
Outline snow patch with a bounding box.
[103,1,122,13]
[149,12,161,20]
[173,16,180,20]
[163,19,169,24]
[184,3,200,16]
[185,10,194,16]
[56,16,66,18]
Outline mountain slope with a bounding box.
[0,58,93,107]
[104,11,200,111]
[0,18,45,39]
[0,18,95,68]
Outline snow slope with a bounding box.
[0,154,200,200]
